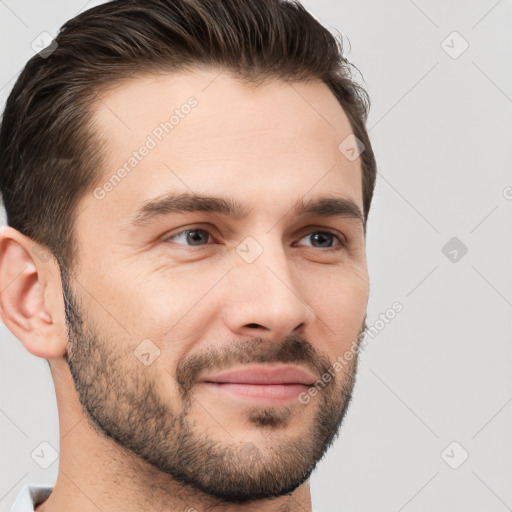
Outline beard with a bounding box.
[61,268,366,504]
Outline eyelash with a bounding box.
[164,226,346,251]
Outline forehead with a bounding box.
[84,69,363,226]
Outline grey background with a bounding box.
[1,1,511,511]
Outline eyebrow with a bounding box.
[130,191,365,228]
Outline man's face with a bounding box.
[63,69,370,502]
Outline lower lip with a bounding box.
[201,382,310,403]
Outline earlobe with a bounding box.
[0,227,67,359]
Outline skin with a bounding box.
[0,69,370,512]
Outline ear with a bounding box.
[0,226,67,359]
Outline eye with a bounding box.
[295,230,345,250]
[164,227,345,250]
[166,228,213,247]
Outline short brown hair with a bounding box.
[0,0,377,274]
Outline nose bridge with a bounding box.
[225,231,315,332]
[237,231,294,293]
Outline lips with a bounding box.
[198,365,317,386]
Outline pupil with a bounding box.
[187,229,207,246]
[313,232,332,248]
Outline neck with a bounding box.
[35,438,312,512]
[36,384,311,512]
[36,363,312,512]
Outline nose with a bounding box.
[221,235,317,341]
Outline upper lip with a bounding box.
[199,364,317,385]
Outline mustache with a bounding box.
[174,334,334,398]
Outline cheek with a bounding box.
[307,265,369,342]
[100,262,228,353]
[312,258,369,304]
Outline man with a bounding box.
[0,0,377,510]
